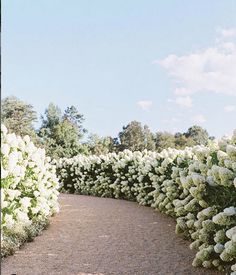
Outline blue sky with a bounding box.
[2,0,236,139]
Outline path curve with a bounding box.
[2,194,221,275]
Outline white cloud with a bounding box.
[171,118,180,122]
[137,100,153,111]
[155,28,236,96]
[174,87,191,96]
[218,27,236,38]
[162,117,181,124]
[175,96,192,108]
[167,95,192,108]
[192,114,206,124]
[224,105,236,112]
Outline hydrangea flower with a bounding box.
[55,131,236,272]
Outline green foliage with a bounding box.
[2,96,215,156]
[118,121,155,151]
[154,126,210,152]
[155,131,176,151]
[175,132,194,148]
[57,139,236,273]
[184,125,210,145]
[143,125,156,151]
[1,96,37,138]
[117,122,211,152]
[40,103,62,129]
[1,219,49,258]
[86,134,116,155]
[63,106,87,139]
[38,103,88,159]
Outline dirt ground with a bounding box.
[1,194,222,275]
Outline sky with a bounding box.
[2,0,236,139]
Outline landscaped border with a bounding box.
[57,134,236,274]
[1,125,60,257]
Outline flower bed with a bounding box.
[57,134,236,274]
[1,125,60,257]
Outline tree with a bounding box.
[43,120,88,159]
[38,103,87,159]
[143,125,156,151]
[184,125,209,145]
[63,106,87,139]
[118,121,155,151]
[112,137,121,153]
[1,96,37,137]
[40,103,61,130]
[87,134,115,155]
[154,131,175,151]
[174,132,196,149]
[118,121,144,151]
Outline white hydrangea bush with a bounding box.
[57,131,236,273]
[1,125,60,256]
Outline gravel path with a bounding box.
[2,194,221,275]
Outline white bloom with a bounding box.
[4,213,15,229]
[1,166,9,179]
[15,210,31,225]
[1,143,10,156]
[8,151,19,172]
[226,226,236,239]
[23,135,30,144]
[6,133,18,147]
[1,124,8,135]
[224,207,236,216]
[12,165,22,177]
[214,243,224,253]
[20,197,32,209]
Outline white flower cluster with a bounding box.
[1,125,60,248]
[57,133,236,273]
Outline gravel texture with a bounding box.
[1,194,222,275]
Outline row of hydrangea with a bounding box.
[1,125,60,257]
[57,132,236,274]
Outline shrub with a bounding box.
[57,132,236,274]
[1,124,60,257]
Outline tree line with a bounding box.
[1,96,214,159]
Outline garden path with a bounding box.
[1,194,221,275]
